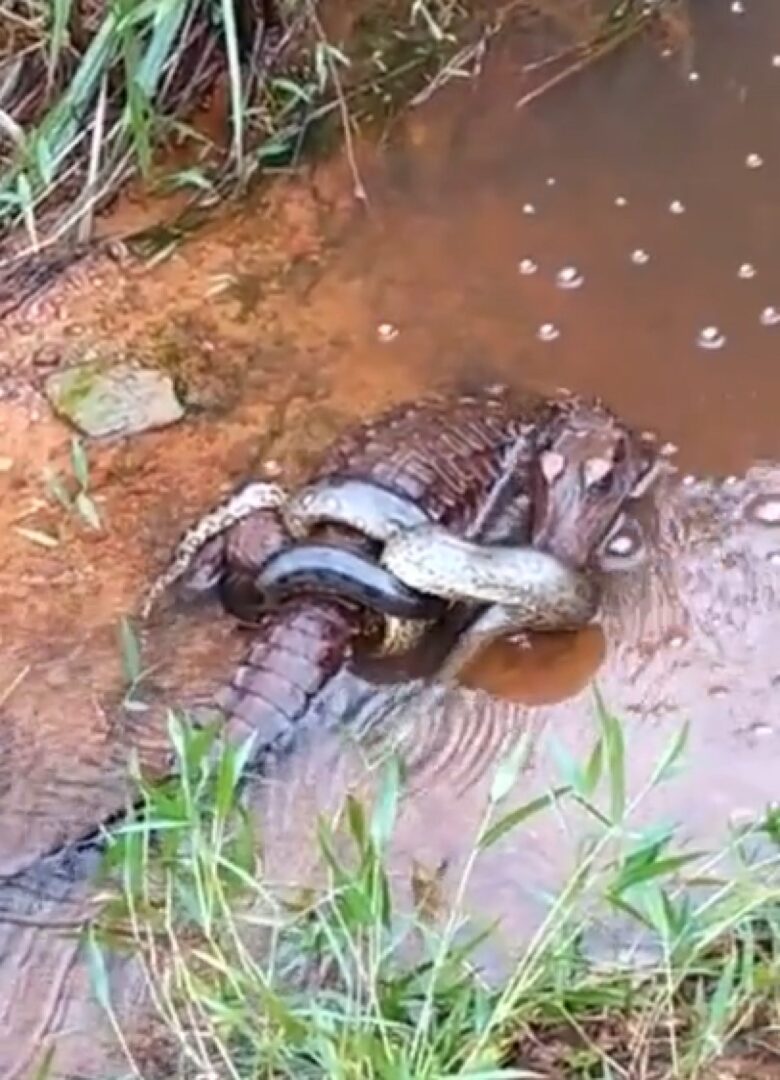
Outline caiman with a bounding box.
[145,385,660,763]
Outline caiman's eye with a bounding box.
[592,471,615,494]
[583,455,614,493]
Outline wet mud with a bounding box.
[1,0,780,1073]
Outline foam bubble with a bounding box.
[555,266,584,290]
[377,322,399,342]
[696,326,726,349]
[537,322,560,342]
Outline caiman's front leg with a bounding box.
[436,599,582,682]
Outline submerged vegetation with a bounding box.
[89,694,780,1078]
[0,0,688,266]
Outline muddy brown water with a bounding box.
[2,1,780,1074]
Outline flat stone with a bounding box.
[45,362,184,438]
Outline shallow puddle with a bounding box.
[1,0,780,1072]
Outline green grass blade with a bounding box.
[489,730,533,804]
[649,720,690,786]
[75,490,102,529]
[49,0,74,79]
[594,685,626,823]
[118,616,142,686]
[85,926,113,1011]
[31,1044,57,1080]
[370,754,402,850]
[220,0,245,171]
[479,788,570,851]
[43,466,73,510]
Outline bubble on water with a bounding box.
[688,70,700,82]
[630,248,650,265]
[555,266,584,290]
[545,176,556,187]
[614,195,628,207]
[738,262,757,279]
[523,203,536,215]
[669,199,686,214]
[696,325,726,349]
[537,322,560,342]
[746,152,764,169]
[760,305,780,326]
[377,322,399,342]
[744,494,780,525]
[730,0,745,13]
[773,54,780,68]
[517,258,538,275]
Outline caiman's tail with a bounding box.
[214,597,361,761]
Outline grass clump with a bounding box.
[0,0,482,260]
[0,1,686,268]
[90,692,780,1078]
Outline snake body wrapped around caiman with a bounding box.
[146,386,660,762]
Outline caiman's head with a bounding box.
[530,398,658,569]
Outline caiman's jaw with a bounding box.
[530,404,659,569]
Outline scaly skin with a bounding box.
[282,477,432,543]
[251,393,657,659]
[379,523,601,679]
[212,388,552,747]
[181,389,656,756]
[140,482,287,619]
[257,543,449,620]
[380,524,599,626]
[370,394,661,673]
[142,389,539,624]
